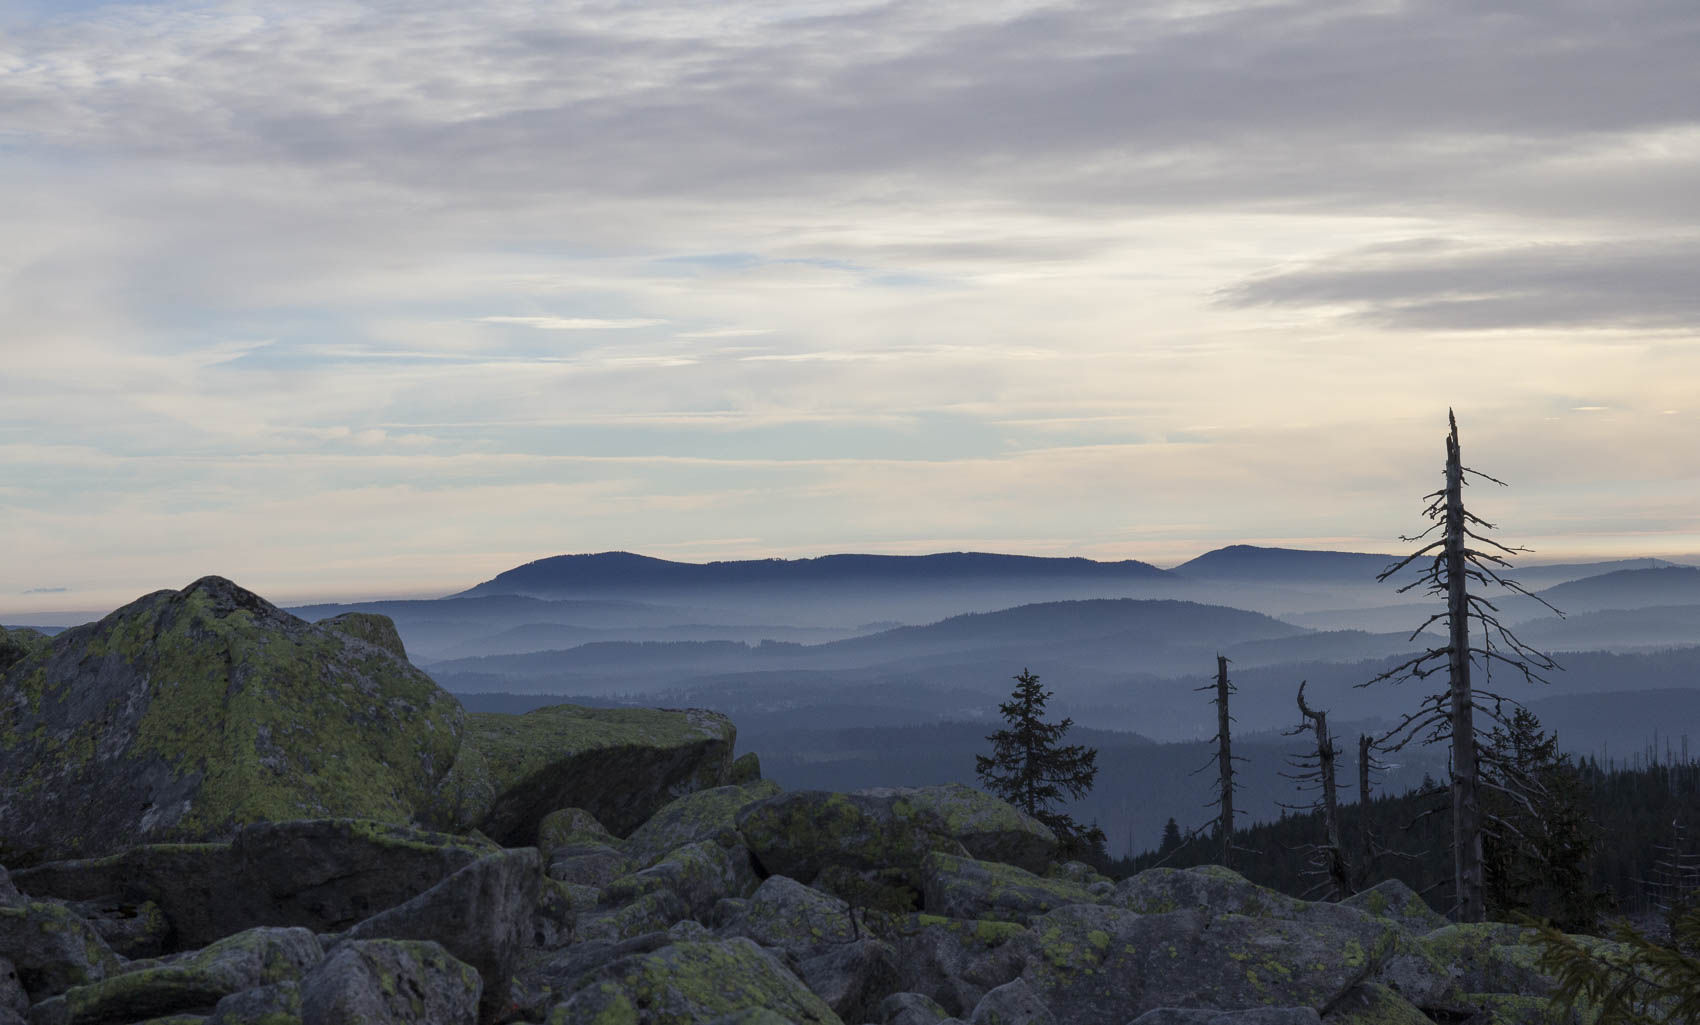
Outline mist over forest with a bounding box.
[266,548,1700,855]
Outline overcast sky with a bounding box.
[3,0,1698,613]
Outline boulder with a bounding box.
[0,901,118,1002]
[342,848,541,1024]
[1341,880,1447,937]
[797,938,900,1023]
[544,936,842,1024]
[602,841,761,922]
[0,577,464,864]
[313,612,408,660]
[729,752,762,785]
[736,791,968,884]
[889,916,1028,1017]
[0,628,49,677]
[537,809,619,854]
[431,704,736,843]
[52,926,320,1025]
[298,939,480,1025]
[1129,1011,1323,1024]
[1011,899,1395,1025]
[1112,865,1305,918]
[880,992,958,1025]
[625,781,781,866]
[577,890,694,944]
[718,876,855,962]
[920,852,1097,925]
[547,843,633,890]
[204,980,301,1023]
[864,786,1057,873]
[968,978,1053,1025]
[14,819,497,949]
[0,866,18,905]
[1419,923,1552,995]
[1,956,24,1015]
[1319,982,1432,1024]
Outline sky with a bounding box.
[2,0,1698,614]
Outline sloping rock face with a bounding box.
[430,704,737,843]
[0,577,463,864]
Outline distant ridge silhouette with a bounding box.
[454,551,1174,598]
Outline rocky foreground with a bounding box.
[0,579,1608,1024]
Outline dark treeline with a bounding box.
[1115,756,1700,926]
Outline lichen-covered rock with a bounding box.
[0,867,18,906]
[547,843,633,890]
[968,977,1053,1025]
[1366,932,1470,1014]
[890,916,1029,1017]
[880,991,958,1025]
[54,927,320,1025]
[432,704,736,844]
[1112,865,1305,918]
[797,938,900,1024]
[736,791,969,884]
[544,936,842,1025]
[1341,880,1447,937]
[602,841,761,922]
[1011,899,1394,1025]
[298,939,480,1025]
[204,980,301,1024]
[0,627,50,676]
[313,612,408,660]
[1129,1010,1323,1024]
[626,781,781,866]
[718,876,855,962]
[537,809,619,854]
[864,786,1057,874]
[920,853,1097,925]
[1418,923,1554,996]
[14,819,497,950]
[577,890,694,944]
[729,752,762,785]
[0,577,464,865]
[343,847,540,1024]
[1319,982,1431,1025]
[67,899,171,960]
[0,900,119,1001]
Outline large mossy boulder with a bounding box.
[431,704,736,844]
[920,852,1097,925]
[862,785,1058,874]
[735,790,970,884]
[0,627,50,676]
[0,577,463,864]
[625,781,781,866]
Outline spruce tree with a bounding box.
[976,668,1105,856]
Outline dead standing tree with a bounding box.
[1281,681,1352,900]
[1193,655,1248,868]
[1360,409,1559,922]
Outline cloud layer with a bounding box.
[2,0,1697,611]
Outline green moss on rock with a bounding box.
[0,578,464,864]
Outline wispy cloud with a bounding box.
[478,317,669,330]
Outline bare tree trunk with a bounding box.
[1298,682,1350,899]
[1358,733,1376,886]
[1216,654,1234,868]
[1445,413,1485,921]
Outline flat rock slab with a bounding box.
[56,926,320,1025]
[920,852,1097,925]
[0,577,462,864]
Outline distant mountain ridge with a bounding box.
[455,550,1174,598]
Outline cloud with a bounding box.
[479,316,669,330]
[1218,237,1700,331]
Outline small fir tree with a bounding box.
[1159,817,1184,855]
[976,668,1106,856]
